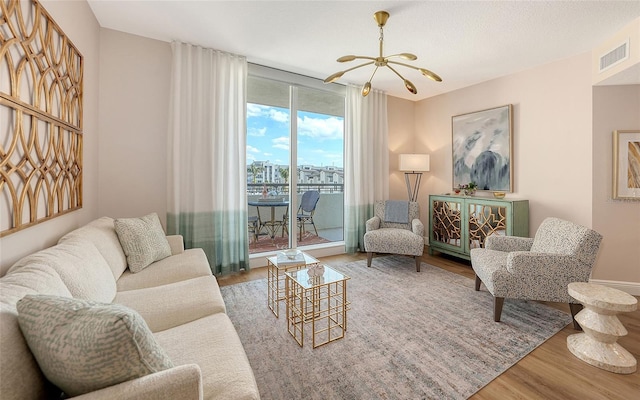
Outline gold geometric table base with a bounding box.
[266,252,319,318]
[285,265,350,348]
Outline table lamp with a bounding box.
[399,154,430,202]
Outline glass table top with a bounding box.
[286,265,349,289]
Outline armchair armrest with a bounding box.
[485,235,534,252]
[506,252,590,282]
[366,216,381,232]
[166,235,185,255]
[71,364,202,400]
[411,219,424,237]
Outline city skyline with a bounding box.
[246,103,344,168]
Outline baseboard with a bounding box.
[588,279,640,296]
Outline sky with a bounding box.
[246,103,344,168]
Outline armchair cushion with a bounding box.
[364,228,424,257]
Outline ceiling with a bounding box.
[87,1,640,101]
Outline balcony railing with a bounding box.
[247,183,343,195]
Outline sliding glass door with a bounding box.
[246,70,344,254]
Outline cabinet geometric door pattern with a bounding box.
[429,195,529,260]
[0,0,83,237]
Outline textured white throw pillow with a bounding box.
[16,295,174,397]
[114,213,172,272]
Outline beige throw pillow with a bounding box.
[114,213,172,272]
[16,295,174,397]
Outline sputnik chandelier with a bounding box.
[324,10,442,96]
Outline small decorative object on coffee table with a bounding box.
[567,282,638,374]
[285,266,350,348]
[266,250,319,318]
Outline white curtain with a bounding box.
[344,85,389,252]
[167,42,249,275]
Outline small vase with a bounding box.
[464,189,476,196]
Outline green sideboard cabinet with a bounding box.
[428,194,529,261]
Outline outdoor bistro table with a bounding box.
[248,199,289,239]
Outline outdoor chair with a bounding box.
[364,200,424,272]
[248,215,260,242]
[470,217,603,327]
[296,190,320,240]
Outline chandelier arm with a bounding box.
[324,61,376,83]
[342,55,378,62]
[367,66,379,83]
[341,61,375,75]
[386,64,417,94]
[385,64,408,81]
[387,60,443,82]
[386,53,417,61]
[387,60,422,70]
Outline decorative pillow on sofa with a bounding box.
[114,213,172,273]
[16,294,174,397]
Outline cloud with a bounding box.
[248,127,267,137]
[247,103,266,118]
[298,115,343,140]
[269,109,289,123]
[272,136,289,150]
[247,103,289,124]
[246,145,260,154]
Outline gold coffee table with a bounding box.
[285,265,350,348]
[267,251,319,318]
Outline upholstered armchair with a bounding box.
[364,201,424,272]
[470,217,603,327]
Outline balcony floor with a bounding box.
[248,227,343,254]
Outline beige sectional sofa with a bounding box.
[0,216,260,400]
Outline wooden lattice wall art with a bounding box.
[0,0,83,237]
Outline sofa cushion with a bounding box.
[114,276,226,332]
[16,295,174,397]
[115,213,172,273]
[8,238,116,303]
[0,265,72,400]
[116,248,212,291]
[59,216,129,280]
[155,313,260,400]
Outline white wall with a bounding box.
[397,52,639,288]
[98,29,172,225]
[592,84,640,286]
[413,52,594,232]
[387,96,417,202]
[0,0,101,275]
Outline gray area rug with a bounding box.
[221,255,571,399]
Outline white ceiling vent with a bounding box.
[599,39,630,73]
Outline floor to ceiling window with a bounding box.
[246,65,345,254]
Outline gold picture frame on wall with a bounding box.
[0,0,84,237]
[613,130,640,200]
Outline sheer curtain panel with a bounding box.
[344,85,389,252]
[167,42,249,275]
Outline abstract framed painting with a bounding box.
[452,105,513,192]
[613,130,640,200]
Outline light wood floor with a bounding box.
[217,251,640,400]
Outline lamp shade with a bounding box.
[399,154,430,172]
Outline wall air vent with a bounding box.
[599,39,629,73]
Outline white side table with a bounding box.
[567,282,638,374]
